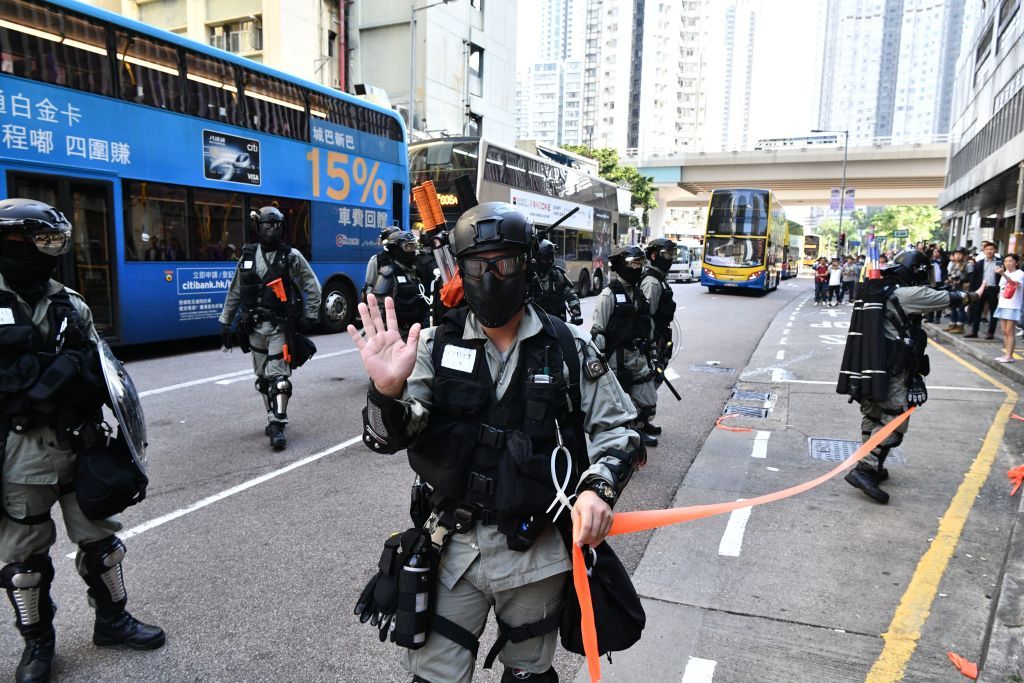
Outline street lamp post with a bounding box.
[409,0,454,142]
[812,129,849,257]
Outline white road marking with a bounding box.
[779,337,787,345]
[776,349,785,360]
[214,376,252,386]
[139,348,358,398]
[65,436,362,558]
[786,322,793,327]
[681,657,717,683]
[718,503,752,557]
[767,466,780,472]
[665,367,681,381]
[771,367,784,381]
[751,430,770,459]
[781,378,1002,393]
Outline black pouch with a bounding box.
[886,339,912,376]
[407,422,476,500]
[558,538,645,656]
[25,355,79,404]
[289,332,317,368]
[523,379,558,441]
[75,432,148,520]
[494,431,554,517]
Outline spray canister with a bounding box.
[392,544,434,648]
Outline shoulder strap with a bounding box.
[242,243,258,260]
[608,278,624,295]
[887,293,913,338]
[534,306,588,477]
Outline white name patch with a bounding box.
[0,308,13,325]
[242,260,254,269]
[397,275,408,284]
[440,345,477,373]
[615,293,627,303]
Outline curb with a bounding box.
[924,323,1024,387]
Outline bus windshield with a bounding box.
[704,236,765,268]
[409,140,480,188]
[707,190,769,236]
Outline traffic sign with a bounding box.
[893,229,909,238]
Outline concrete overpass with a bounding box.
[634,143,949,210]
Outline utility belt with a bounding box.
[9,411,100,450]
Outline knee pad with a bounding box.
[501,667,559,683]
[269,376,292,420]
[1,555,55,633]
[255,377,270,395]
[77,536,127,611]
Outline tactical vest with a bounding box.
[406,308,586,544]
[0,287,101,428]
[644,268,677,329]
[239,244,300,320]
[602,279,652,354]
[371,263,427,328]
[531,269,569,320]
[885,292,929,379]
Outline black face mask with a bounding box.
[259,224,283,250]
[0,240,58,300]
[614,265,643,285]
[463,269,528,328]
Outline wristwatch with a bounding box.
[586,479,617,506]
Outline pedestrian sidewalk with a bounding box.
[925,321,1024,387]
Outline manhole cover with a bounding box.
[690,364,735,374]
[807,438,905,465]
[731,389,773,402]
[723,405,769,418]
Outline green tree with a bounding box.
[867,205,942,245]
[563,145,657,226]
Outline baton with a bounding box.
[537,207,580,239]
[656,367,682,401]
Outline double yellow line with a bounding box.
[865,339,1019,681]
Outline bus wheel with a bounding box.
[320,280,356,333]
[707,286,719,294]
[578,270,592,298]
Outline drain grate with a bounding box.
[690,364,735,374]
[807,438,905,465]
[723,405,769,418]
[731,389,773,402]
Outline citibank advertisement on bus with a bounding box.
[203,130,261,185]
[509,189,594,230]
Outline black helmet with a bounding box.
[380,226,401,244]
[252,205,285,249]
[535,239,556,272]
[0,198,72,256]
[886,249,930,286]
[385,230,418,264]
[645,238,677,272]
[610,245,646,285]
[450,202,532,259]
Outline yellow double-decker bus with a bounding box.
[700,188,787,294]
[802,234,821,268]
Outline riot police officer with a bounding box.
[640,238,679,437]
[219,206,322,450]
[838,250,980,504]
[591,245,659,447]
[348,202,643,683]
[529,239,583,324]
[367,230,429,336]
[0,199,164,683]
[363,227,402,304]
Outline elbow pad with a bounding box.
[583,447,643,502]
[362,386,411,454]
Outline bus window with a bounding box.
[707,190,769,236]
[408,140,479,188]
[241,71,308,141]
[123,181,188,262]
[184,52,241,125]
[704,235,766,268]
[0,0,112,96]
[192,188,244,261]
[115,32,184,113]
[248,195,311,260]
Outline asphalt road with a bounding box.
[0,278,811,682]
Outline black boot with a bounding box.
[844,465,889,504]
[265,422,287,450]
[642,422,662,436]
[16,629,54,683]
[77,537,165,652]
[93,610,165,650]
[640,431,658,448]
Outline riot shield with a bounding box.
[96,339,147,473]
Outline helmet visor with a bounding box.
[657,247,678,261]
[460,253,529,279]
[399,240,418,253]
[33,228,71,256]
[623,256,645,269]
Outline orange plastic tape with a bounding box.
[282,343,292,365]
[573,407,915,682]
[440,270,465,308]
[946,651,978,679]
[715,413,752,433]
[1008,465,1024,496]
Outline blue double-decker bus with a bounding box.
[0,0,408,344]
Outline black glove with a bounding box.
[570,309,583,326]
[220,324,233,350]
[297,317,316,334]
[906,374,928,407]
[354,571,399,642]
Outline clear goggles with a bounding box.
[460,253,529,279]
[259,220,283,234]
[623,256,646,269]
[657,247,678,260]
[397,240,419,253]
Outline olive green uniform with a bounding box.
[0,277,120,563]
[590,277,658,416]
[395,307,640,682]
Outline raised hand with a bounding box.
[347,294,421,398]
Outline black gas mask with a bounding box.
[252,206,285,251]
[387,233,419,266]
[610,247,646,285]
[646,238,677,272]
[0,199,72,301]
[459,251,530,328]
